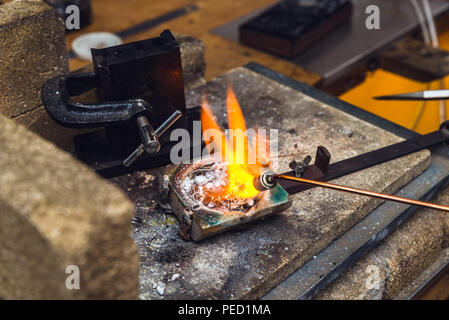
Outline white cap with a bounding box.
[72,32,123,61]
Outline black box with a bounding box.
[239,0,353,58]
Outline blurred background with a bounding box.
[31,0,449,133]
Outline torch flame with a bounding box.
[201,86,269,200]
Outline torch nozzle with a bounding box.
[254,170,277,191]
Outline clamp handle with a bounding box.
[123,110,183,167]
[41,73,150,128]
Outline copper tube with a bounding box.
[276,174,449,213]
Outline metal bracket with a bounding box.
[279,121,449,195]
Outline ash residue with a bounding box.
[180,162,259,212]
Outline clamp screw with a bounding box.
[289,155,312,177]
[123,110,182,167]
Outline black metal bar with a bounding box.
[245,63,449,197]
[278,122,449,195]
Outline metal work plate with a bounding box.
[212,0,449,85]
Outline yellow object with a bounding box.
[339,32,449,134]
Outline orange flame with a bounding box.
[201,86,269,200]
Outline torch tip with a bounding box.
[254,170,277,191]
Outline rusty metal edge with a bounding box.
[243,62,449,300]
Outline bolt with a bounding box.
[294,166,302,177]
[290,155,312,177]
[289,160,297,170]
[302,155,312,166]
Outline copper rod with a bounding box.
[276,174,449,213]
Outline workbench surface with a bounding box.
[111,66,430,299]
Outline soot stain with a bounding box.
[156,245,192,264]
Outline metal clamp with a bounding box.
[123,110,183,167]
[41,73,150,128]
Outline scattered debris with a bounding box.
[156,282,166,296]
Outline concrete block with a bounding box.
[0,115,138,299]
[174,33,206,91]
[0,0,69,118]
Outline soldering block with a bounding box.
[0,114,139,299]
[0,0,69,118]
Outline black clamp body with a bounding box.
[42,30,201,177]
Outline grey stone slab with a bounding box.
[396,248,449,300]
[126,67,430,300]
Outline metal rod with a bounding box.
[122,110,182,168]
[276,174,449,213]
[154,110,183,138]
[123,144,145,167]
[374,90,449,101]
